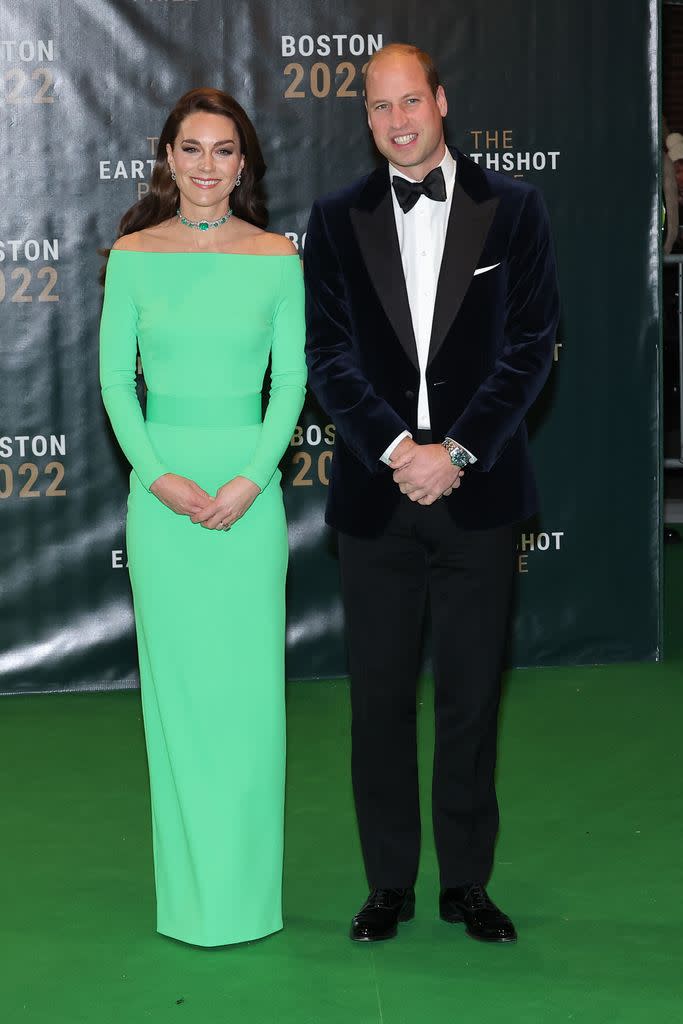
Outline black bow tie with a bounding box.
[392,166,447,213]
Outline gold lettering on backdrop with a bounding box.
[2,67,55,103]
[292,452,314,486]
[290,451,333,487]
[0,462,66,499]
[554,343,563,362]
[469,129,515,149]
[284,63,305,98]
[283,61,369,99]
[0,267,59,302]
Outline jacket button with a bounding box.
[405,389,415,399]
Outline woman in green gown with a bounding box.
[99,88,306,947]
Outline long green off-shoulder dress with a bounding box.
[99,251,306,947]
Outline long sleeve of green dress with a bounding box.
[241,256,307,490]
[100,255,169,491]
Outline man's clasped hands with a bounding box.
[389,436,463,505]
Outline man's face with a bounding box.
[365,54,447,181]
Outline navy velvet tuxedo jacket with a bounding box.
[303,149,560,537]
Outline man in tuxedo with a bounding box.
[303,43,559,944]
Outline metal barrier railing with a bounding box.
[664,253,683,467]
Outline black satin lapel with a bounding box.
[350,194,419,369]
[428,184,499,366]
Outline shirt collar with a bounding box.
[389,146,457,200]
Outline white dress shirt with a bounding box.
[379,148,476,466]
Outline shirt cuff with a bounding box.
[444,437,477,464]
[380,430,412,465]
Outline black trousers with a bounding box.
[337,485,518,890]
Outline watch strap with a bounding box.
[442,437,473,469]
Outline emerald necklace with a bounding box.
[176,208,232,231]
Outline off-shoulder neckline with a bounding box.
[109,249,300,258]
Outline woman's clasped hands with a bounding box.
[150,473,261,531]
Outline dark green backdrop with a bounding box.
[0,0,661,692]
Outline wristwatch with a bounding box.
[441,437,473,469]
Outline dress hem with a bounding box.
[157,920,284,948]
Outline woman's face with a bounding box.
[166,111,244,210]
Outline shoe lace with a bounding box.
[464,885,493,911]
[367,888,406,909]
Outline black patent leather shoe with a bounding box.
[350,887,415,942]
[440,884,517,943]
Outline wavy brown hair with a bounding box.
[101,88,267,275]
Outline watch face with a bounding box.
[452,445,469,468]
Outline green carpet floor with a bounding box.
[2,545,682,1023]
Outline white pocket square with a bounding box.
[473,262,501,276]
